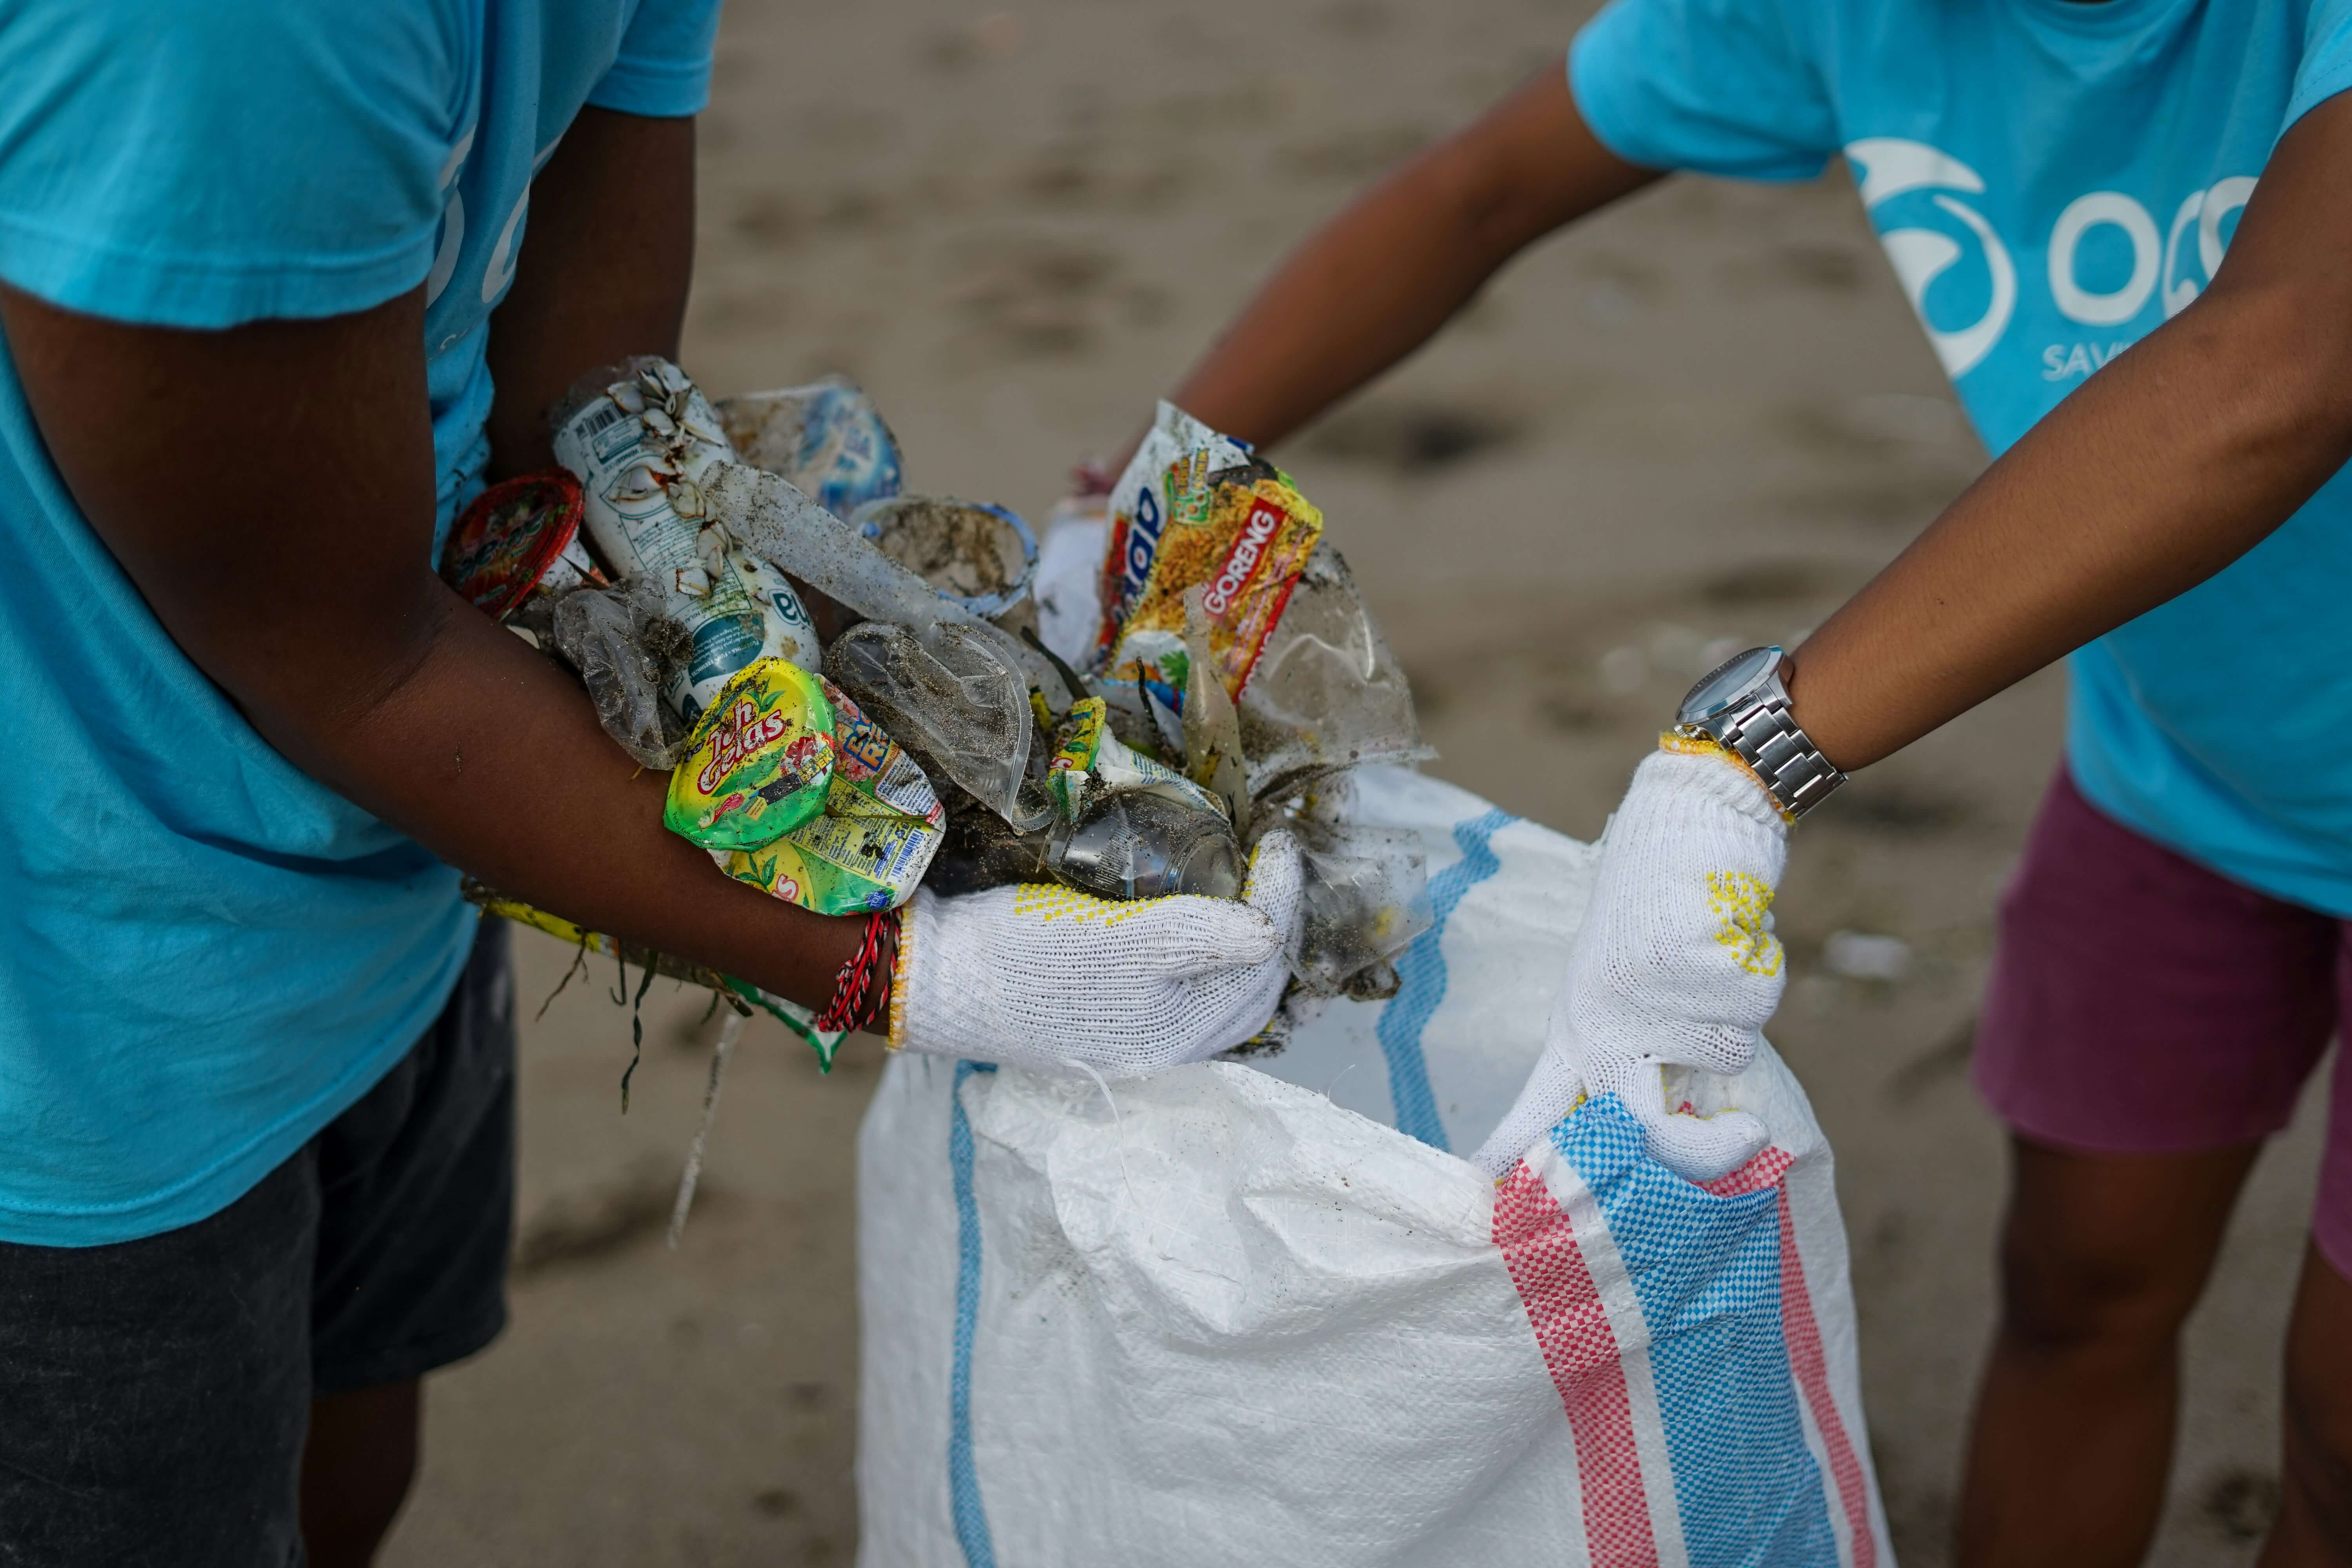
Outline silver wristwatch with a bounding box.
[1675,646,1846,818]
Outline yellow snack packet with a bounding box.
[1108,467,1322,704]
[713,680,945,915]
[664,658,836,852]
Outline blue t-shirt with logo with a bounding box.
[1573,0,2352,914]
[0,0,721,1245]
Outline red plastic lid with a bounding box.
[439,470,587,620]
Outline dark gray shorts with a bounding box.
[0,919,515,1567]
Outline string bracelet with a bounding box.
[814,907,901,1034]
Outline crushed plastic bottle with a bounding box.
[714,377,905,520]
[551,359,820,724]
[1054,791,1241,902]
[824,621,1050,833]
[703,464,1068,705]
[918,787,1240,903]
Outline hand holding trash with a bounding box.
[1472,739,1787,1181]
[891,831,1305,1075]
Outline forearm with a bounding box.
[1788,93,2352,773]
[1169,162,1547,447]
[1792,278,2352,770]
[1167,68,1657,451]
[485,108,695,479]
[285,584,864,1006]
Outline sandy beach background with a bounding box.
[381,0,2323,1561]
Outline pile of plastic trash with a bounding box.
[445,360,1433,1063]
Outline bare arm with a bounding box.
[1788,93,2352,771]
[1160,67,1659,453]
[0,109,867,1009]
[485,107,699,479]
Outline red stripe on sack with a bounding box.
[1494,1165,1661,1568]
[1695,1147,1878,1566]
[1773,1188,1878,1568]
[1697,1144,1792,1198]
[1769,1189,1882,1568]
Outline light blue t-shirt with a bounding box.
[0,0,721,1245]
[1574,0,2352,913]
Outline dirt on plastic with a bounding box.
[860,496,1029,599]
[377,0,2318,1564]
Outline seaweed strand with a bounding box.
[619,948,658,1112]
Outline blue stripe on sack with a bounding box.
[1552,1098,1838,1567]
[1375,808,1514,1151]
[949,1061,1000,1568]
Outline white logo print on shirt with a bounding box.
[1845,138,2256,382]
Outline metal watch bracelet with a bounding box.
[1699,694,1844,817]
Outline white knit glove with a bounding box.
[890,831,1304,1075]
[1472,742,1788,1182]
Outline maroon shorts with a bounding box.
[1975,769,2352,1274]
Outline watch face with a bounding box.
[1679,646,1780,723]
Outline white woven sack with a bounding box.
[856,766,1892,1568]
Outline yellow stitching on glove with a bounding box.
[887,905,915,1051]
[1705,871,1784,976]
[1010,884,1163,927]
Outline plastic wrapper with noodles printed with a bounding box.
[712,679,945,915]
[1093,401,1321,709]
[1092,401,1250,664]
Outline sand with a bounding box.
[381,0,2321,1561]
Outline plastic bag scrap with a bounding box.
[550,578,694,769]
[1237,542,1427,799]
[824,621,1050,833]
[714,377,904,521]
[704,464,1069,711]
[1252,772,1432,1000]
[1045,696,1223,825]
[553,358,821,724]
